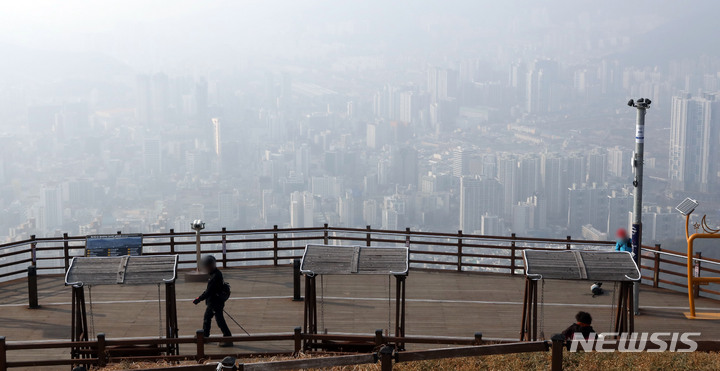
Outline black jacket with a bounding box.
[198,268,225,306]
[562,323,595,340]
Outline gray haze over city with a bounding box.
[1,1,719,255]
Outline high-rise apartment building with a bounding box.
[211,118,221,157]
[459,176,503,233]
[586,150,607,184]
[497,154,519,216]
[606,189,632,235]
[607,146,630,179]
[363,199,379,226]
[390,146,418,187]
[525,59,558,113]
[669,92,720,192]
[427,67,458,104]
[290,191,315,228]
[295,143,310,177]
[452,147,471,177]
[39,184,63,233]
[480,213,503,235]
[567,183,609,235]
[517,155,541,202]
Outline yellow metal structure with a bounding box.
[683,212,720,319]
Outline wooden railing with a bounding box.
[1,225,720,300]
[3,329,720,371]
[0,328,490,369]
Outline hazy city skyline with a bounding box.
[1,1,719,257]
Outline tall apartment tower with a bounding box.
[290,192,303,229]
[669,92,720,192]
[211,118,221,157]
[290,191,315,228]
[459,176,503,233]
[586,150,607,184]
[427,67,458,104]
[390,146,419,187]
[607,146,631,178]
[452,147,471,177]
[525,59,558,113]
[497,154,518,216]
[39,184,63,233]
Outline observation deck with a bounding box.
[0,226,718,369]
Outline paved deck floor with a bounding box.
[1,266,719,368]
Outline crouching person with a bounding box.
[562,311,595,349]
[193,255,233,347]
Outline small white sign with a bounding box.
[635,125,645,143]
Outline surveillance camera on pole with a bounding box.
[628,98,650,315]
[191,220,205,271]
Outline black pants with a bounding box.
[203,302,232,337]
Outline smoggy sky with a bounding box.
[0,1,710,73]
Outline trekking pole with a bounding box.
[223,310,251,335]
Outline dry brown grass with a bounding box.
[99,351,720,371]
[390,351,720,371]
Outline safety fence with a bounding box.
[1,225,719,300]
[0,328,488,369]
[3,330,720,371]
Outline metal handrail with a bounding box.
[647,249,720,266]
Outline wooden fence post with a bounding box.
[273,225,279,266]
[566,236,571,250]
[293,327,302,356]
[379,345,394,371]
[221,227,228,269]
[0,336,6,371]
[195,329,205,362]
[653,244,661,288]
[510,233,516,275]
[30,235,37,267]
[551,334,564,371]
[28,266,39,309]
[293,259,302,301]
[63,233,70,271]
[97,333,106,367]
[366,225,372,247]
[169,229,175,254]
[323,224,329,245]
[457,230,463,272]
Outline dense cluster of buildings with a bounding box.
[1,16,719,247]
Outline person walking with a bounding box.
[193,255,233,347]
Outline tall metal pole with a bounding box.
[629,98,650,315]
[195,229,202,271]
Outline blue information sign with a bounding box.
[85,234,143,257]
